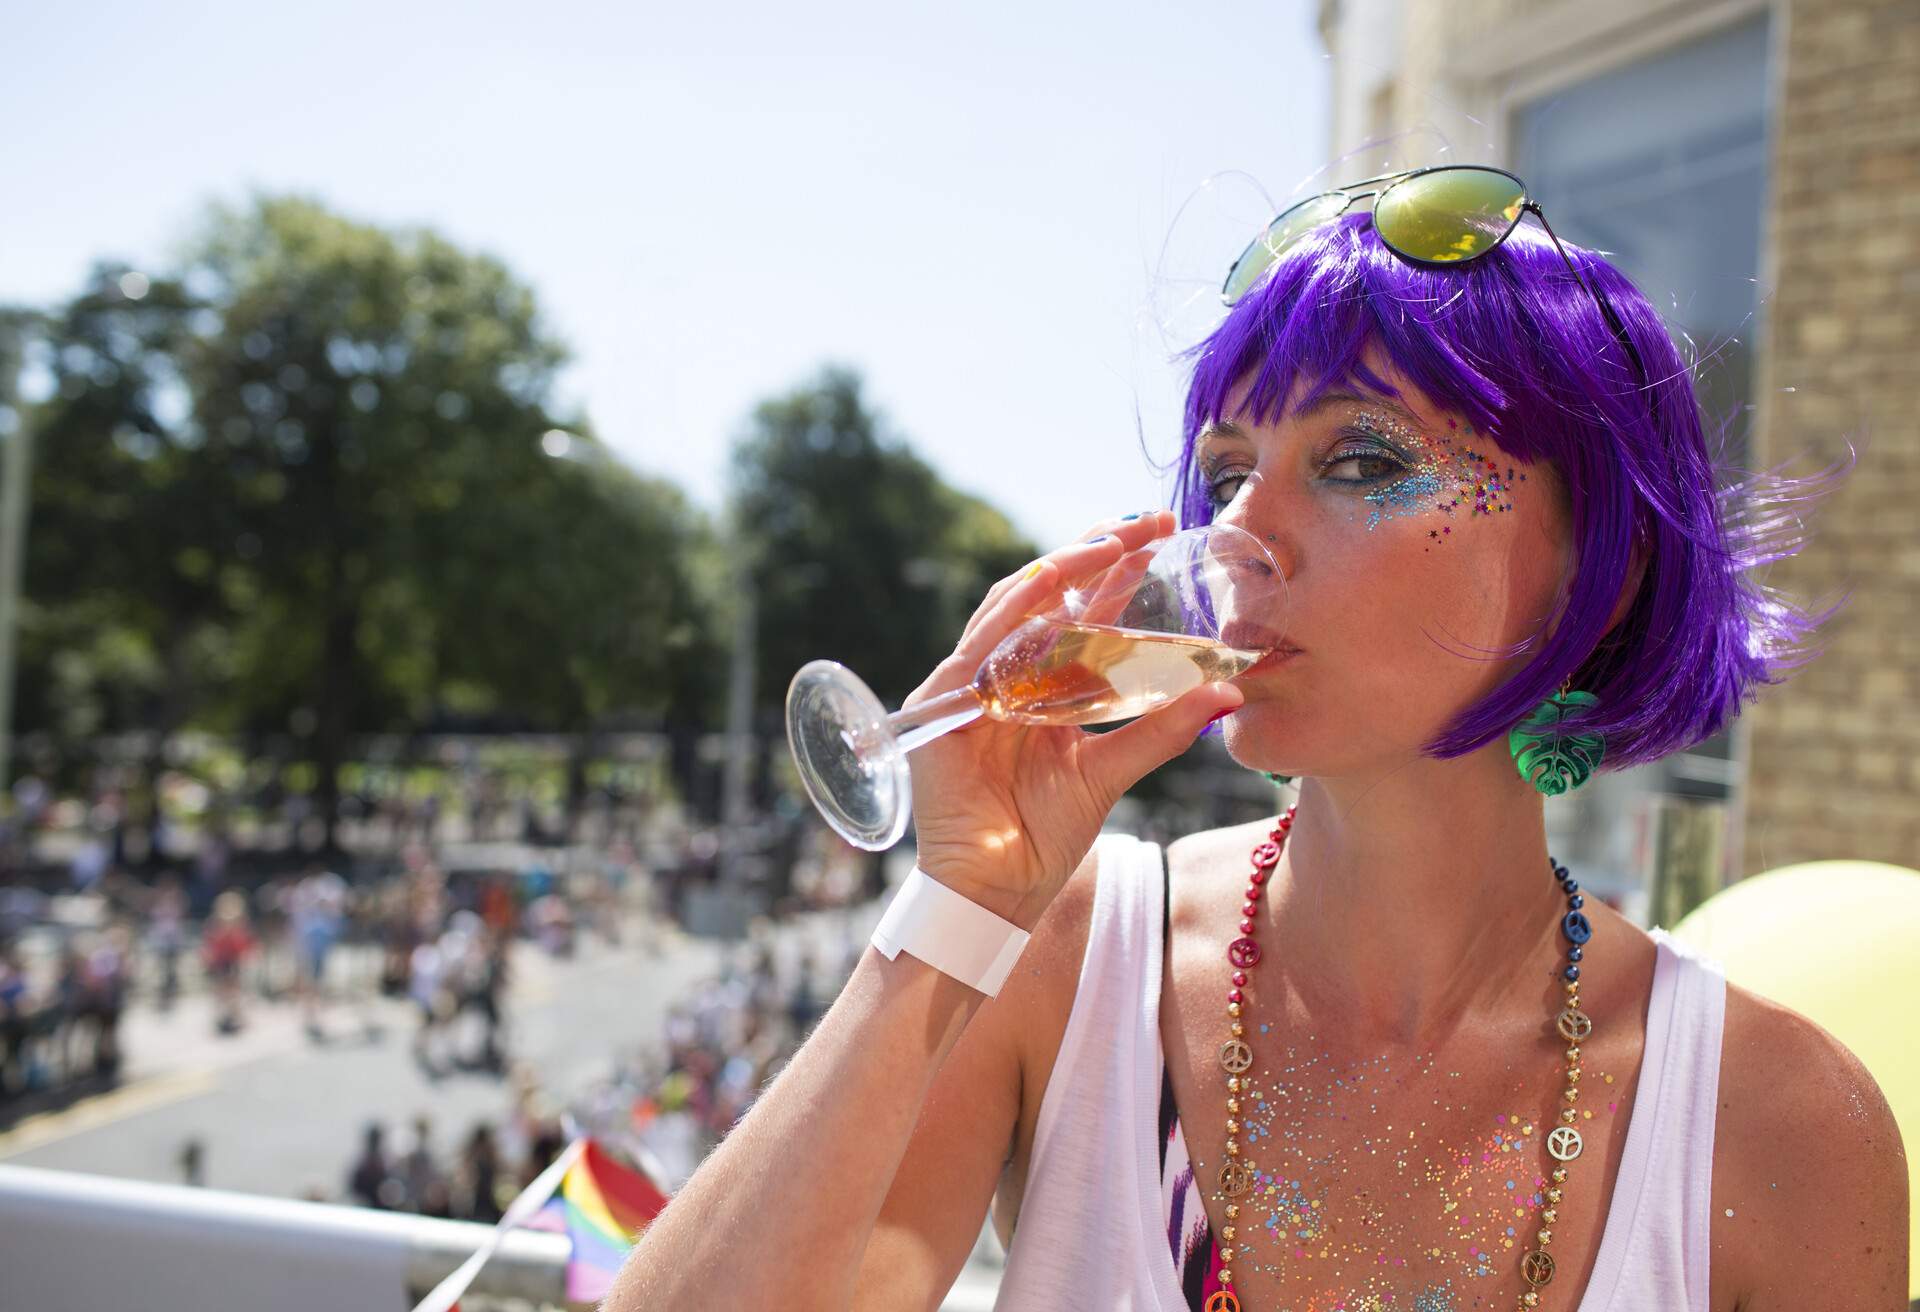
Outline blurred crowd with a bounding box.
[325,907,857,1218]
[0,752,878,1213]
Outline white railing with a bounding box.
[0,1163,569,1310]
[0,1163,1008,1309]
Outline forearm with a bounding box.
[604,939,992,1311]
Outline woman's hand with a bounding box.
[901,509,1245,927]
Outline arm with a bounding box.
[605,512,1238,1309]
[1716,989,1909,1309]
[603,870,1048,1312]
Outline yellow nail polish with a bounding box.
[1023,561,1045,579]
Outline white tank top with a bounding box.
[993,831,1728,1311]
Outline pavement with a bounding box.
[0,897,1008,1308]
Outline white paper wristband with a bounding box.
[870,866,1032,999]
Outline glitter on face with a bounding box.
[1197,1037,1621,1309]
[1338,410,1527,548]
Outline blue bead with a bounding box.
[1563,965,1580,982]
[1561,910,1592,945]
[1568,945,1583,962]
[1563,879,1580,895]
[1569,894,1584,910]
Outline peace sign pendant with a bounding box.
[1547,1125,1585,1161]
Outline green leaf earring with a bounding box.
[1510,681,1605,796]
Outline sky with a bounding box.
[4,1,1330,550]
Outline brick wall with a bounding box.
[1326,0,1920,875]
[1741,0,1920,872]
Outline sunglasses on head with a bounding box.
[1221,164,1656,416]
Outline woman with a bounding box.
[612,185,1908,1310]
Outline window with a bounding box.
[1510,14,1772,914]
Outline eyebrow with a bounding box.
[1195,388,1428,449]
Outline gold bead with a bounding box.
[1226,1141,1240,1156]
[1223,1226,1236,1241]
[1552,1168,1567,1184]
[1565,981,1579,995]
[1226,1119,1241,1134]
[1219,1268,1233,1285]
[1231,1022,1245,1037]
[1543,1208,1558,1224]
[1226,1204,1239,1219]
[1568,1067,1582,1083]
[1566,1046,1580,1062]
[1561,1108,1578,1124]
[1563,1087,1579,1102]
[1523,1293,1540,1308]
[1227,1098,1240,1113]
[1227,1077,1241,1092]
[1546,1188,1562,1203]
[1538,1228,1553,1245]
[1227,1002,1242,1017]
[1219,1247,1235,1262]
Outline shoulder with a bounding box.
[1712,981,1908,1305]
[1159,814,1282,929]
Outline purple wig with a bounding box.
[1174,210,1850,772]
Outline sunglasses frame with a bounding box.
[1221,164,1657,418]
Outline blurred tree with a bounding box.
[177,196,575,848]
[16,197,723,850]
[431,434,724,833]
[729,366,1036,836]
[14,267,235,849]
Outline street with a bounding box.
[0,896,1006,1308]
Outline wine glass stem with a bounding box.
[888,685,986,753]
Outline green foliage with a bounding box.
[730,366,1036,709]
[6,202,1034,836]
[11,195,724,830]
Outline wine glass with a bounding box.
[785,523,1288,851]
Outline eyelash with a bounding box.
[1200,433,1410,508]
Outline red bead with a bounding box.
[1228,989,1243,1003]
[1242,898,1257,913]
[1239,918,1254,933]
[1232,971,1247,986]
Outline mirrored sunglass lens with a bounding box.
[1223,194,1349,303]
[1375,169,1525,263]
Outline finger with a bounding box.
[950,532,1140,672]
[957,509,1175,649]
[1076,680,1245,803]
[902,555,1072,707]
[959,509,1173,638]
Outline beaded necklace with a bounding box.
[1208,803,1596,1312]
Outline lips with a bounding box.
[1244,646,1301,675]
[1222,620,1292,654]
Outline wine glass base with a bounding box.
[786,660,912,851]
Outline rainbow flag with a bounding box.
[411,1137,671,1312]
[541,1139,672,1302]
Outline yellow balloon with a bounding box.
[1671,860,1920,1300]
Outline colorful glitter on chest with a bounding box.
[1350,412,1526,541]
[1202,1039,1620,1311]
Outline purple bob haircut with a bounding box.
[1173,211,1850,772]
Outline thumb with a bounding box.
[1078,682,1245,803]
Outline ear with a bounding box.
[1604,525,1650,636]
